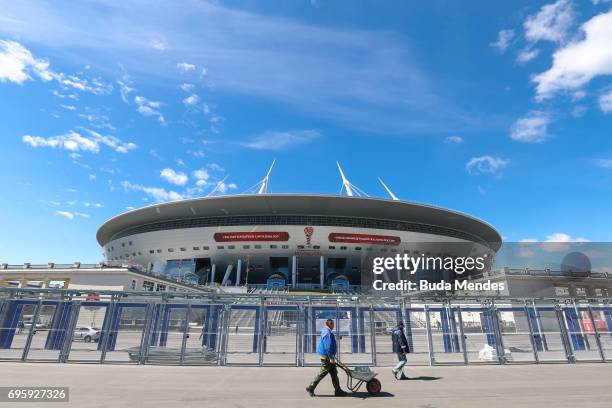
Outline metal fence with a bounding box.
[1,288,611,366]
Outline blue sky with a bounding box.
[1,0,612,263]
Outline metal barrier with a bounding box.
[1,288,611,366]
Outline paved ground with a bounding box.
[1,362,611,408]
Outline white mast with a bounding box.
[207,175,229,197]
[378,177,399,201]
[257,160,275,194]
[336,161,354,196]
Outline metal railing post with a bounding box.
[556,303,574,363]
[179,303,192,365]
[369,305,377,366]
[297,305,304,367]
[99,296,117,364]
[586,305,605,362]
[258,299,265,367]
[21,299,42,361]
[424,305,434,366]
[523,303,540,363]
[137,303,155,365]
[59,300,81,363]
[455,305,468,365]
[490,302,507,364]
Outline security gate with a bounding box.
[2,289,612,367]
[100,302,150,363]
[427,306,465,364]
[261,306,300,365]
[526,306,571,363]
[591,307,612,361]
[224,305,260,365]
[66,301,108,362]
[496,306,537,363]
[564,303,604,362]
[304,306,372,366]
[365,307,401,366]
[405,307,430,365]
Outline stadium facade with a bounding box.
[97,192,501,292]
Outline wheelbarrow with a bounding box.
[335,361,382,395]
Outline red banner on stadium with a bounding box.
[214,232,290,242]
[328,232,401,245]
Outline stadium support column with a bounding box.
[235,259,242,286]
[319,256,325,289]
[210,264,216,285]
[221,265,233,286]
[292,255,297,288]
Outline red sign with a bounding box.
[328,232,401,246]
[86,292,100,301]
[214,232,290,242]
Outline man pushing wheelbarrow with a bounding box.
[306,318,348,397]
[306,318,382,397]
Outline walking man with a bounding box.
[391,321,410,380]
[306,318,347,397]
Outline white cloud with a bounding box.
[594,158,612,169]
[55,210,89,220]
[524,0,575,44]
[22,129,136,154]
[176,62,196,72]
[180,83,195,92]
[134,95,165,123]
[120,180,184,203]
[183,93,200,107]
[0,39,52,83]
[516,48,540,64]
[23,131,98,152]
[510,111,551,143]
[40,199,61,206]
[444,135,463,144]
[490,29,515,53]
[88,174,96,180]
[533,11,612,100]
[60,104,76,111]
[160,168,188,186]
[55,211,74,220]
[83,202,103,208]
[465,156,509,175]
[151,40,166,51]
[208,163,225,172]
[192,169,210,187]
[188,150,205,158]
[117,80,134,104]
[519,238,539,243]
[0,40,111,94]
[545,232,589,242]
[571,105,587,117]
[241,130,320,151]
[598,89,612,113]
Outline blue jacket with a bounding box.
[391,327,409,353]
[316,326,337,357]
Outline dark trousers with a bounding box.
[308,357,341,391]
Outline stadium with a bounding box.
[1,163,611,368]
[96,163,502,292]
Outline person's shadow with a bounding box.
[400,376,442,381]
[317,392,395,399]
